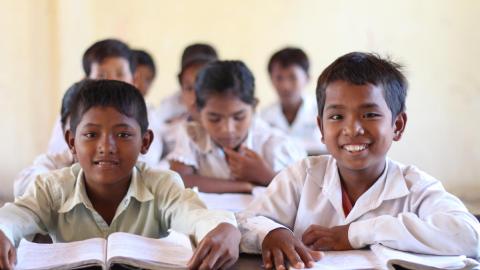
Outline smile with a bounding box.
[342,144,369,153]
[93,160,119,166]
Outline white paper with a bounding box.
[290,249,380,270]
[106,231,193,268]
[15,238,105,270]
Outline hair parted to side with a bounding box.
[69,80,148,134]
[82,39,134,76]
[268,47,310,74]
[195,60,256,109]
[132,49,156,77]
[316,52,408,120]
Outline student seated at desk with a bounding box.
[237,52,480,269]
[168,60,306,194]
[261,47,326,155]
[0,80,240,270]
[154,43,218,125]
[47,39,164,168]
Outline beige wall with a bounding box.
[1,0,479,210]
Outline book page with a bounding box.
[106,231,193,269]
[15,238,106,270]
[290,249,381,270]
[371,244,479,270]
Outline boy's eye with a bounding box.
[233,114,246,121]
[328,114,343,120]
[117,132,132,138]
[364,112,382,119]
[207,117,221,123]
[83,132,97,138]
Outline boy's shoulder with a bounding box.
[386,158,442,193]
[134,162,186,192]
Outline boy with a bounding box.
[0,80,240,269]
[261,47,326,155]
[132,49,156,96]
[47,39,135,154]
[155,43,218,125]
[237,52,480,269]
[46,39,163,167]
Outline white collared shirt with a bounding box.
[237,156,480,258]
[153,91,188,124]
[261,95,327,155]
[167,118,306,179]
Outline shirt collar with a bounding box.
[58,163,154,214]
[307,156,410,220]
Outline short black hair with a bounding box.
[132,49,156,77]
[181,43,218,67]
[268,47,309,74]
[69,80,148,135]
[195,60,255,109]
[178,56,215,85]
[82,39,135,76]
[316,52,408,120]
[60,80,88,131]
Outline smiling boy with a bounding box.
[237,52,480,269]
[0,80,240,270]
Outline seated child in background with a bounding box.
[0,80,240,269]
[261,47,327,155]
[168,60,306,195]
[13,80,84,197]
[237,52,480,269]
[158,55,217,157]
[132,49,157,97]
[155,43,218,125]
[46,39,163,167]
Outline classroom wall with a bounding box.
[1,0,479,210]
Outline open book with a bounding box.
[15,231,193,270]
[290,244,479,270]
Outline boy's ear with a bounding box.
[65,129,77,155]
[252,98,259,111]
[316,116,325,144]
[393,112,407,141]
[140,129,154,154]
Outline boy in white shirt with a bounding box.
[261,47,326,155]
[237,52,480,269]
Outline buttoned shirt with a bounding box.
[237,156,480,258]
[261,95,327,155]
[1,162,236,247]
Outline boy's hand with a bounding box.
[301,224,352,251]
[0,230,16,270]
[187,223,240,270]
[262,228,323,270]
[225,147,275,186]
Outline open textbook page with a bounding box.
[371,244,479,270]
[15,231,194,270]
[290,245,479,270]
[106,230,193,269]
[15,237,106,270]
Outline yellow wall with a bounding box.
[1,0,479,210]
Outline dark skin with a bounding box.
[170,161,254,193]
[262,228,323,270]
[281,100,303,126]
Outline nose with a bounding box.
[98,134,117,154]
[342,117,364,137]
[220,119,236,134]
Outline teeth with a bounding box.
[343,144,367,152]
[95,161,117,165]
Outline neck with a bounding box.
[85,177,131,208]
[281,98,303,125]
[338,160,386,204]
